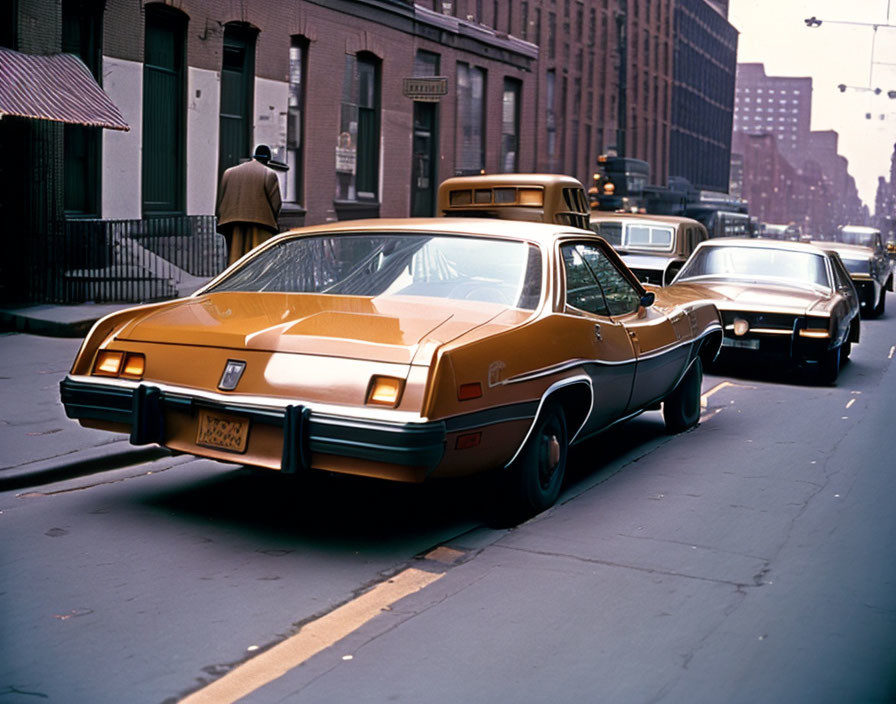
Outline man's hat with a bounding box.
[252,144,272,162]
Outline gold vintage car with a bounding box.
[61,218,721,519]
[589,212,709,286]
[811,226,893,318]
[437,173,591,229]
[672,238,860,384]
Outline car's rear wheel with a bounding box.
[818,344,841,385]
[663,357,703,433]
[500,402,568,522]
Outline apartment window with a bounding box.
[337,53,380,201]
[142,3,187,215]
[546,69,556,169]
[456,62,486,175]
[286,37,308,205]
[521,2,529,39]
[501,78,521,172]
[548,12,556,60]
[63,0,103,217]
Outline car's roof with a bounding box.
[590,212,703,227]
[810,240,873,256]
[695,237,831,255]
[839,225,879,235]
[275,217,592,247]
[438,173,585,188]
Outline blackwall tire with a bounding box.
[663,357,703,434]
[501,402,569,523]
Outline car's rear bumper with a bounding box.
[852,279,881,311]
[60,376,447,476]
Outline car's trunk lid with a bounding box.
[115,291,510,364]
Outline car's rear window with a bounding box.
[623,224,674,251]
[677,246,829,289]
[207,233,544,309]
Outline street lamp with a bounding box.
[837,83,896,97]
[804,6,896,101]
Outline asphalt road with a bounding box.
[1,311,895,703]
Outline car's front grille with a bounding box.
[720,311,797,331]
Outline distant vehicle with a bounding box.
[589,212,709,285]
[683,203,753,239]
[757,223,801,241]
[60,216,722,521]
[672,238,861,384]
[437,173,590,229]
[813,226,893,317]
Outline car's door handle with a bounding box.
[594,323,602,341]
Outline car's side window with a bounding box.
[830,256,853,293]
[580,244,641,315]
[562,244,610,315]
[562,243,641,316]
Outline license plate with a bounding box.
[722,337,760,350]
[196,409,249,453]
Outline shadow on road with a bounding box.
[122,412,673,546]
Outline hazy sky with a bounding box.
[727,0,896,213]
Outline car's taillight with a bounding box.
[367,376,404,407]
[93,350,145,379]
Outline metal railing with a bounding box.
[29,215,226,304]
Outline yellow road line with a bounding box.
[846,398,856,409]
[889,346,895,360]
[181,568,443,704]
[700,380,744,408]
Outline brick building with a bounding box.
[617,0,674,185]
[5,0,739,304]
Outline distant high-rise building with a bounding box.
[733,63,812,168]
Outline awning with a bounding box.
[0,47,129,131]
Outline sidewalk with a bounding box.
[0,302,136,338]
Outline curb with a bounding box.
[0,304,129,338]
[0,441,172,492]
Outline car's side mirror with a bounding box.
[640,291,655,308]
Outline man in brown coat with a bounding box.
[216,144,282,265]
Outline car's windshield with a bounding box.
[676,246,830,289]
[836,228,878,249]
[207,233,544,309]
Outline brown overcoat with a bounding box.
[216,159,282,233]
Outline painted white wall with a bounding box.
[254,77,289,198]
[101,56,142,219]
[186,67,221,216]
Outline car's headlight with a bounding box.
[93,350,145,379]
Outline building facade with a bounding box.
[5,0,737,304]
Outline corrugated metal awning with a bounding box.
[0,47,129,131]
